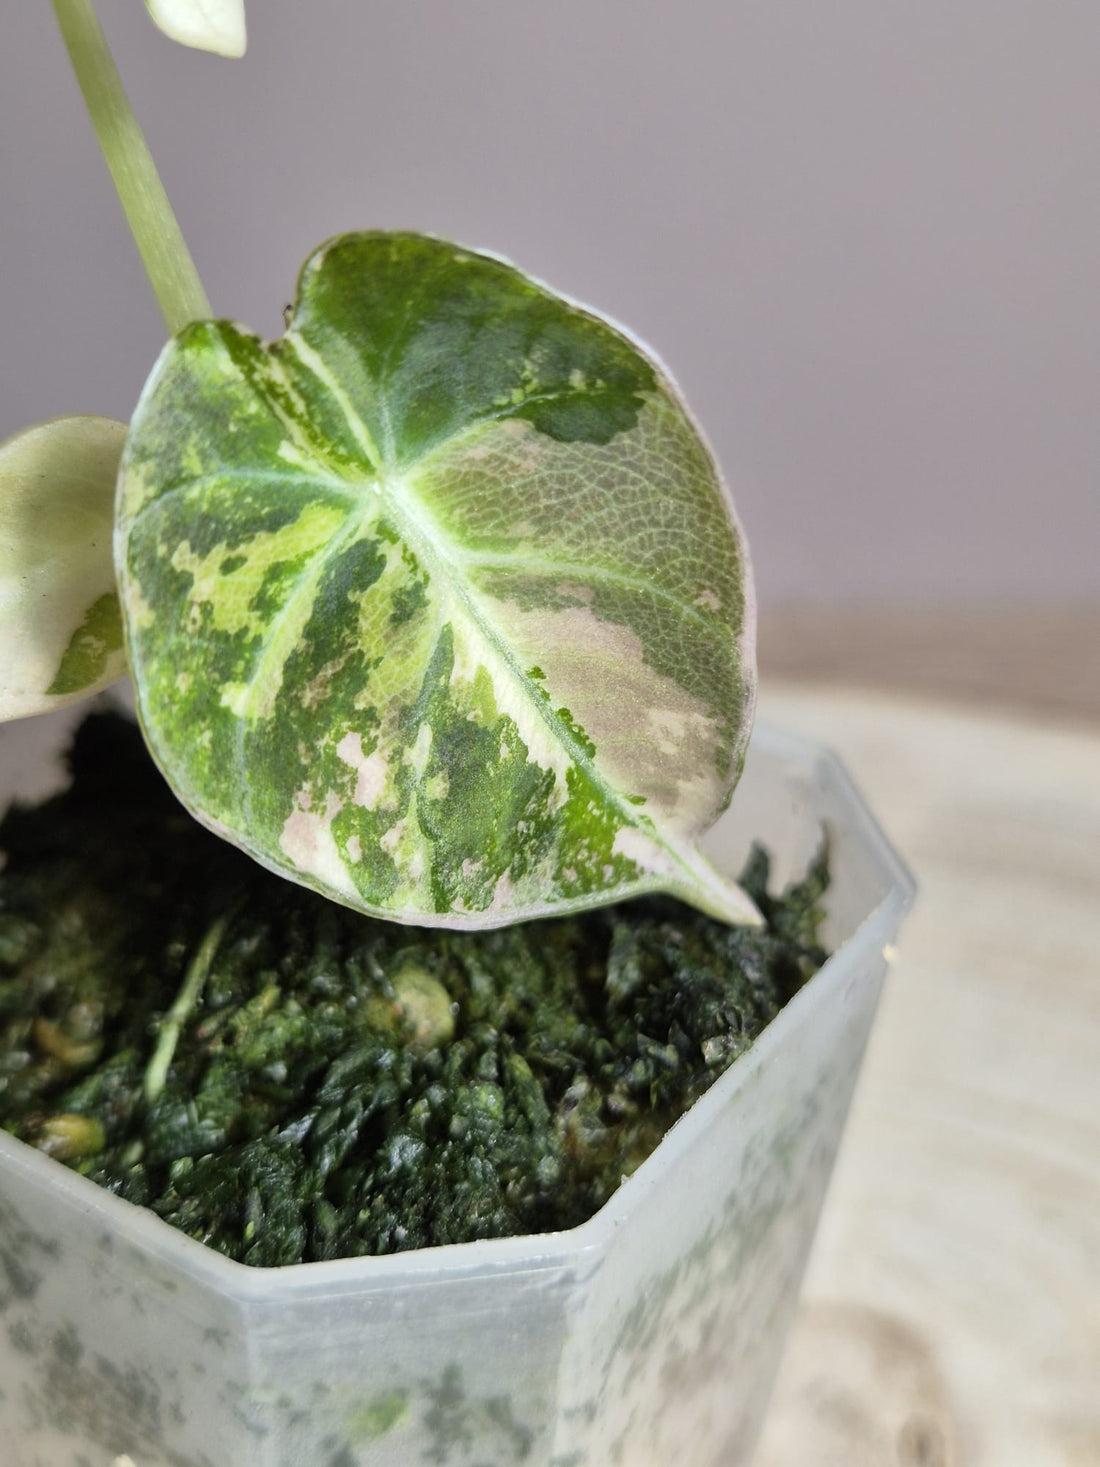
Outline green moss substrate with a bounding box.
[0,714,828,1266]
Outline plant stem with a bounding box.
[143,909,233,1105]
[51,0,211,334]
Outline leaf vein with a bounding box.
[460,551,719,632]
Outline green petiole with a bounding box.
[143,908,234,1104]
[52,0,211,335]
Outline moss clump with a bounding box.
[0,713,828,1266]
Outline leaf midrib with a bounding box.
[149,324,724,899]
[280,350,706,878]
[456,547,720,634]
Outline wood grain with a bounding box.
[753,686,1100,1467]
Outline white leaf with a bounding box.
[0,417,128,720]
[144,0,246,58]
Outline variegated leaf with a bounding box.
[0,416,127,720]
[117,232,758,927]
[144,0,246,58]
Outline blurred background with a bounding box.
[2,0,1096,719]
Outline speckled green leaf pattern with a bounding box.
[117,232,757,926]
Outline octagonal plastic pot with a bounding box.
[0,703,913,1467]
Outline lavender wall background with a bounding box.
[3,0,1097,612]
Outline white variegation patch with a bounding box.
[0,417,128,719]
[384,804,434,899]
[337,731,390,810]
[407,722,434,777]
[219,682,252,716]
[612,826,672,876]
[276,440,319,474]
[279,788,355,901]
[489,870,517,912]
[145,0,246,58]
[474,594,723,833]
[447,646,573,795]
[125,577,158,633]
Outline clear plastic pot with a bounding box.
[0,706,913,1467]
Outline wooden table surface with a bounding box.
[751,684,1100,1467]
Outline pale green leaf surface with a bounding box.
[144,0,246,57]
[0,416,127,719]
[117,233,758,926]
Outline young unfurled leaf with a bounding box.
[144,0,246,58]
[0,416,127,719]
[117,232,758,927]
